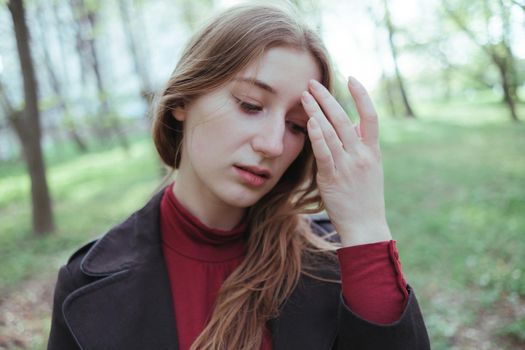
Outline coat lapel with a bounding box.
[63,190,180,350]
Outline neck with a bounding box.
[172,179,246,231]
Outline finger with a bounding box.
[347,76,379,147]
[301,91,345,162]
[308,80,359,149]
[354,123,362,139]
[306,117,334,177]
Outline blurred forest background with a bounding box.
[0,0,524,349]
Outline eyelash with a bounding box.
[233,96,263,115]
[234,96,307,135]
[287,121,307,135]
[239,101,262,114]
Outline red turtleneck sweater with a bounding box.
[160,184,407,350]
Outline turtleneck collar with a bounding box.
[160,183,247,262]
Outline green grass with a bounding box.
[379,109,525,349]
[0,102,524,349]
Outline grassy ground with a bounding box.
[0,103,524,349]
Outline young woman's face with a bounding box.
[174,46,321,211]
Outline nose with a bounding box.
[251,116,285,158]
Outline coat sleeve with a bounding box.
[334,285,430,350]
[308,214,430,349]
[47,265,81,350]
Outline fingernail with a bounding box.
[348,76,356,85]
[302,91,312,103]
[310,79,321,91]
[308,117,318,128]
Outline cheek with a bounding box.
[186,115,239,162]
[185,126,207,156]
[283,136,306,166]
[184,122,218,168]
[185,112,218,149]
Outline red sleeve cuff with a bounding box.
[336,240,409,324]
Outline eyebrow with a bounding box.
[233,78,277,95]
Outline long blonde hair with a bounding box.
[152,3,340,349]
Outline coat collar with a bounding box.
[64,189,339,350]
[64,190,180,349]
[79,189,166,276]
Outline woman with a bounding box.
[47,3,430,350]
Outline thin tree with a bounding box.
[366,4,400,118]
[444,0,520,122]
[6,0,55,235]
[70,0,130,148]
[117,0,153,107]
[383,0,416,118]
[35,2,88,152]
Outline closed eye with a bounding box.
[233,96,263,114]
[241,102,263,113]
[286,121,307,135]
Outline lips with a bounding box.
[234,164,271,179]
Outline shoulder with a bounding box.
[67,239,98,265]
[60,187,165,283]
[307,212,338,243]
[57,239,101,291]
[302,212,342,281]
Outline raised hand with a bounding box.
[301,77,392,247]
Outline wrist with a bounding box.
[336,221,392,247]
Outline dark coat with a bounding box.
[47,190,430,350]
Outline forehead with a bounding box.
[235,47,322,93]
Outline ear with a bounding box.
[171,106,187,122]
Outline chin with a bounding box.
[225,194,260,209]
[223,186,267,208]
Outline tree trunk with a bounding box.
[382,75,399,118]
[444,1,520,122]
[7,0,55,235]
[70,0,129,149]
[495,59,519,122]
[499,1,519,103]
[118,0,153,107]
[384,0,416,118]
[36,3,88,152]
[367,6,399,119]
[84,1,129,149]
